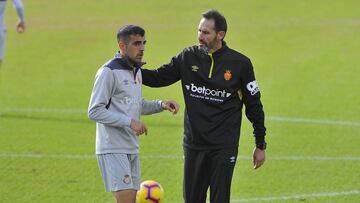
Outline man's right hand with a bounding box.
[16,21,26,33]
[130,119,148,136]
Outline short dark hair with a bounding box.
[202,9,227,33]
[117,25,145,43]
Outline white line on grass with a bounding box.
[268,116,360,127]
[0,153,95,159]
[266,155,360,161]
[0,153,359,161]
[230,190,360,202]
[2,107,360,127]
[3,107,86,114]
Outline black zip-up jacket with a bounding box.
[142,42,266,150]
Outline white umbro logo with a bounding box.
[230,156,236,163]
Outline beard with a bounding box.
[199,39,217,53]
[124,55,142,67]
[199,44,208,53]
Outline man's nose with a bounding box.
[198,33,204,40]
[140,44,145,50]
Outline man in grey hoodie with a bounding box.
[88,25,179,203]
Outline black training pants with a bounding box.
[183,147,238,203]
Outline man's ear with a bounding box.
[118,40,126,52]
[217,31,226,41]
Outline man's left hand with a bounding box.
[253,147,266,169]
[161,100,179,114]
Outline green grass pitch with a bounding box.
[0,0,359,202]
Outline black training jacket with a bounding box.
[142,42,266,150]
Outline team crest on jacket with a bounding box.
[224,70,232,81]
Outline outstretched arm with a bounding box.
[142,53,182,87]
[141,99,179,115]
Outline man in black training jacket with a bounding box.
[142,9,267,203]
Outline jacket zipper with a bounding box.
[237,90,243,101]
[133,67,139,84]
[208,53,214,78]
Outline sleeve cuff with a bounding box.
[158,100,164,111]
[255,135,265,145]
[125,117,132,127]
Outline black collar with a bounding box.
[212,41,228,57]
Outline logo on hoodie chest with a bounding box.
[122,79,130,85]
[122,78,141,85]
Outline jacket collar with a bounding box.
[212,41,228,57]
[114,52,145,70]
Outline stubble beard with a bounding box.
[199,44,208,53]
[199,39,217,54]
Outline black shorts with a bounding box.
[183,147,238,203]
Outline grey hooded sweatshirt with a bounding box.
[88,53,163,154]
